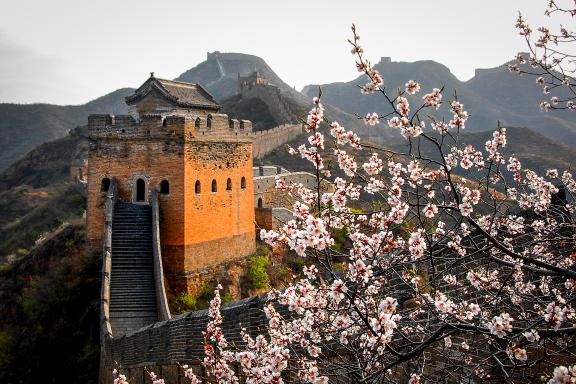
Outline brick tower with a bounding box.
[86,74,256,293]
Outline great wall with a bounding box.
[86,73,321,383]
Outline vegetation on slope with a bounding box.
[220,94,279,131]
[0,224,100,384]
[0,127,87,191]
[0,128,88,263]
[0,88,131,172]
[0,184,86,260]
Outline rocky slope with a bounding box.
[176,51,302,101]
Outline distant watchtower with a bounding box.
[86,74,256,293]
[238,71,269,93]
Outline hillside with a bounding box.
[178,51,363,134]
[0,128,88,262]
[0,52,361,173]
[0,88,132,172]
[262,125,576,178]
[220,95,280,131]
[383,126,576,174]
[0,224,100,383]
[302,57,576,147]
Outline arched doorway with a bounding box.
[257,197,263,208]
[160,180,170,195]
[135,178,146,202]
[101,177,111,192]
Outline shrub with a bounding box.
[256,244,270,257]
[172,292,198,314]
[0,331,13,367]
[221,292,234,303]
[248,255,270,289]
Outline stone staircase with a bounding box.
[109,201,158,336]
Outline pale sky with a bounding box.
[0,0,559,105]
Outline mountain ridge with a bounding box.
[302,56,576,146]
[1,52,575,173]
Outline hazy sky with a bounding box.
[0,0,558,105]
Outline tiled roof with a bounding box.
[125,75,220,111]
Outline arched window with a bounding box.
[101,177,111,192]
[136,178,146,202]
[241,177,246,190]
[160,180,170,194]
[229,119,235,129]
[207,114,212,128]
[195,117,201,128]
[226,178,232,191]
[239,121,245,130]
[195,180,201,194]
[257,198,263,208]
[212,179,217,192]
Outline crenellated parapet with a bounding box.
[87,113,253,141]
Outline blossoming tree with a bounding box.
[126,2,576,383]
[511,0,576,111]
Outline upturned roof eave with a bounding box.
[124,77,221,111]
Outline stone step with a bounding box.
[109,201,158,337]
[110,298,156,304]
[110,276,155,281]
[112,225,151,228]
[111,248,153,252]
[110,279,154,284]
[111,259,153,264]
[111,245,153,249]
[112,231,151,234]
[110,300,155,305]
[111,260,153,264]
[110,290,156,296]
[109,301,156,306]
[112,240,153,243]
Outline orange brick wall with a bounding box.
[87,139,185,249]
[87,136,255,294]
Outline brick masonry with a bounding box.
[87,113,256,294]
[101,295,270,384]
[91,76,307,383]
[252,124,303,158]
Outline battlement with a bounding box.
[87,113,253,140]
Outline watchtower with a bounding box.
[238,71,269,93]
[86,74,256,293]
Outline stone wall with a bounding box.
[253,171,325,209]
[87,113,253,141]
[101,296,270,384]
[252,165,289,177]
[240,83,296,125]
[254,207,292,230]
[70,159,88,183]
[252,124,302,158]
